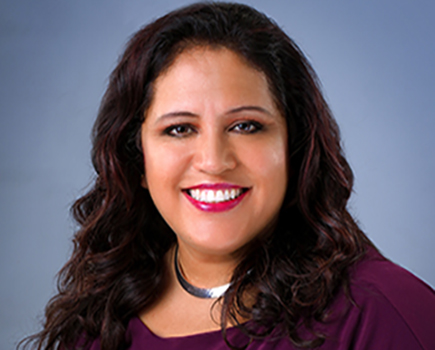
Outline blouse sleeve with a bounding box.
[321,250,435,350]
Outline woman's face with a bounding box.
[141,47,288,257]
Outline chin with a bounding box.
[180,233,255,257]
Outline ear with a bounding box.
[141,174,148,189]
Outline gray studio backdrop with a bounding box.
[1,1,434,349]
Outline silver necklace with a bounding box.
[174,246,231,299]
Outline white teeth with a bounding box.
[216,190,224,202]
[206,190,214,202]
[230,188,236,199]
[200,190,207,202]
[191,189,200,199]
[188,188,244,203]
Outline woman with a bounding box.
[23,2,435,350]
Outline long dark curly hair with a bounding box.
[22,2,373,349]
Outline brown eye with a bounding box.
[165,124,195,137]
[231,121,263,134]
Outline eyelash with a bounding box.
[163,120,264,138]
[164,124,196,137]
[230,120,263,134]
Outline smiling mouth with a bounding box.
[186,188,248,203]
[182,184,250,213]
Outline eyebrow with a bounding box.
[156,105,272,123]
[156,111,198,122]
[227,105,272,116]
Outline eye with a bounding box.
[164,124,195,137]
[230,120,263,134]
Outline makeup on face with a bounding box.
[141,47,288,256]
[183,183,250,213]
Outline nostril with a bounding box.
[193,143,237,174]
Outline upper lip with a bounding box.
[183,183,247,190]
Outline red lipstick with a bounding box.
[183,183,249,213]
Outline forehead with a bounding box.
[147,46,278,116]
[156,45,266,85]
[160,43,263,77]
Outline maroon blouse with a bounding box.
[85,248,435,349]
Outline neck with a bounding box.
[173,242,241,289]
[174,246,231,298]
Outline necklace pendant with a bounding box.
[174,246,232,299]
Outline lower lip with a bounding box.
[183,190,249,213]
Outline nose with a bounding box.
[193,132,237,175]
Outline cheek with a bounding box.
[143,142,187,189]
[244,137,288,185]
